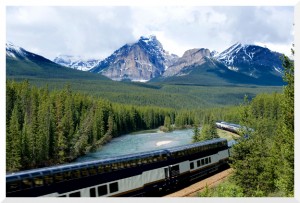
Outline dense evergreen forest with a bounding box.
[199,54,294,197]
[6,80,239,172]
[6,53,293,197]
[6,81,173,171]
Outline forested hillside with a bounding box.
[6,80,244,172]
[198,53,294,197]
[6,81,173,171]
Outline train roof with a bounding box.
[6,148,169,179]
[166,138,227,153]
[6,138,227,179]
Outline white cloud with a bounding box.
[6,6,294,60]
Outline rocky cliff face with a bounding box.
[163,48,211,77]
[90,36,178,82]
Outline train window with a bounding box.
[125,162,131,168]
[112,163,118,171]
[7,181,21,192]
[71,170,81,179]
[69,191,81,197]
[98,165,104,174]
[81,168,89,177]
[109,182,119,193]
[201,159,205,166]
[137,159,142,165]
[21,178,33,189]
[131,161,137,167]
[44,175,53,185]
[88,167,97,176]
[104,165,111,172]
[58,195,66,197]
[205,158,208,164]
[33,177,44,187]
[142,158,148,164]
[197,160,200,167]
[54,173,64,183]
[90,188,96,197]
[98,185,108,196]
[119,162,125,169]
[190,162,194,169]
[63,171,72,180]
[209,157,211,163]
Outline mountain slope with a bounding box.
[90,35,178,82]
[215,43,284,78]
[152,42,285,86]
[6,42,108,80]
[53,55,100,71]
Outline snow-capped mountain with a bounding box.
[6,39,286,86]
[6,42,37,60]
[53,55,100,71]
[214,43,284,78]
[6,42,108,80]
[90,35,178,82]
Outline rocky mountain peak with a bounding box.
[182,48,210,59]
[90,35,176,82]
[163,48,211,77]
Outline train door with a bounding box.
[164,167,169,179]
[170,165,180,177]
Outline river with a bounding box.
[75,128,194,163]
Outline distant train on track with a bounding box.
[216,121,242,134]
[7,138,231,197]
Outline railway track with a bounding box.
[164,168,233,197]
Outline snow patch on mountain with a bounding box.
[53,55,101,71]
[6,42,27,58]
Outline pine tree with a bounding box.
[194,114,218,142]
[273,52,294,196]
[7,105,22,171]
[163,115,172,132]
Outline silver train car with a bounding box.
[6,138,230,197]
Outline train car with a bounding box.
[6,138,229,197]
[216,121,242,134]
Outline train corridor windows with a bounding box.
[104,165,111,172]
[190,162,194,169]
[33,177,44,187]
[69,191,81,197]
[44,175,53,185]
[90,188,96,197]
[7,181,21,192]
[88,167,97,176]
[201,159,205,166]
[109,182,119,193]
[98,185,108,196]
[54,173,64,183]
[71,170,81,179]
[197,160,200,167]
[21,178,33,189]
[98,166,104,174]
[209,157,211,163]
[63,171,72,180]
[81,168,89,177]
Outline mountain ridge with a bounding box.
[7,37,286,86]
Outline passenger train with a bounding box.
[6,138,231,197]
[216,121,242,134]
